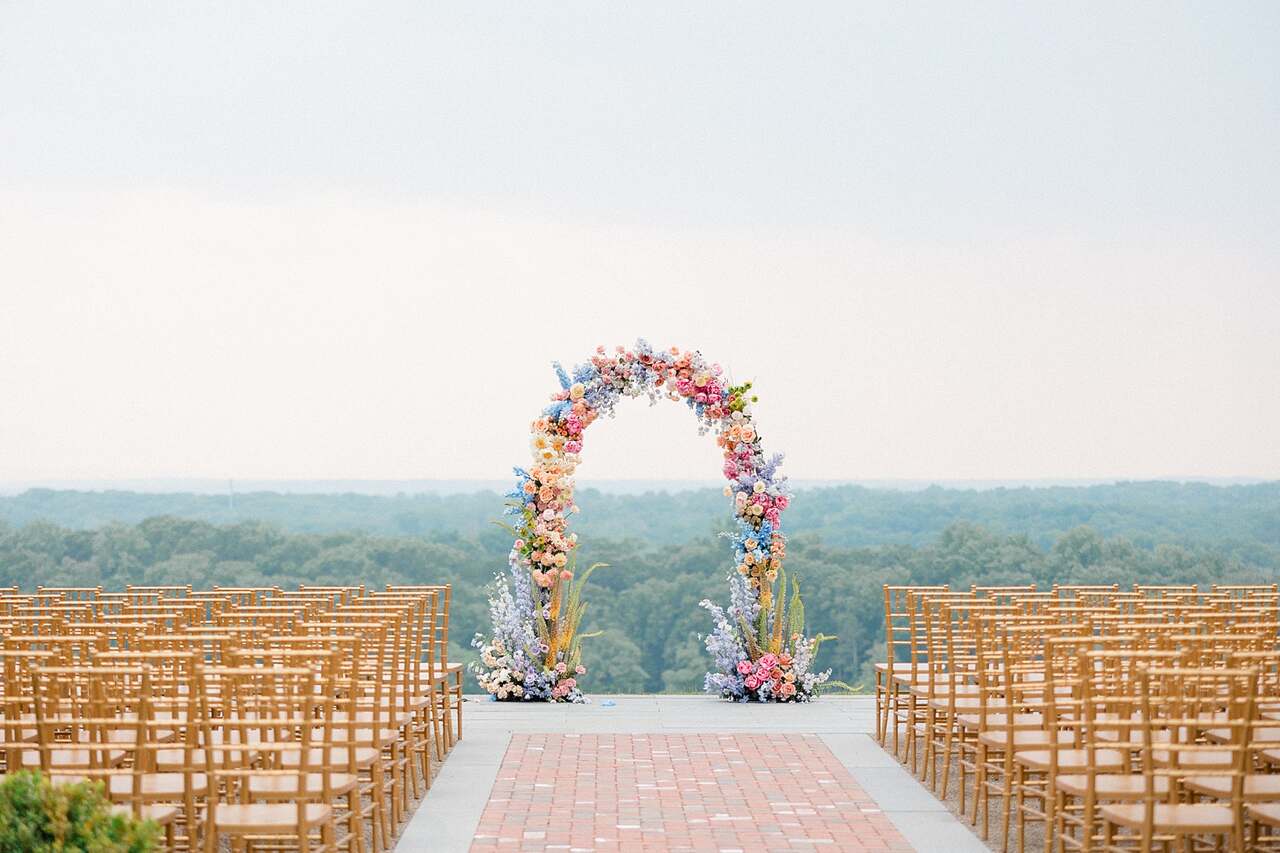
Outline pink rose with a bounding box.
[776,496,789,510]
[555,662,567,673]
[744,676,760,690]
[736,660,752,675]
[575,665,586,675]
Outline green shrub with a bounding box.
[0,770,159,853]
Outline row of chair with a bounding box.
[876,583,1280,852]
[0,583,464,852]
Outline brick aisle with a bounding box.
[470,733,913,852]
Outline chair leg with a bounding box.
[920,706,934,783]
[876,672,887,743]
[1016,763,1027,853]
[321,815,335,853]
[370,759,391,852]
[972,744,986,831]
[403,722,422,800]
[427,686,445,762]
[439,686,455,751]
[940,718,954,799]
[347,788,365,853]
[890,687,902,757]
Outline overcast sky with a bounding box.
[2,2,1277,483]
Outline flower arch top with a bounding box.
[514,341,790,595]
[472,339,828,703]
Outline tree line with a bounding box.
[2,480,1276,693]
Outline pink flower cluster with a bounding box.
[735,652,799,700]
[550,677,578,699]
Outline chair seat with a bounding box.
[1204,726,1280,744]
[249,772,358,796]
[1056,774,1169,799]
[979,729,1075,749]
[1249,803,1280,827]
[929,696,988,711]
[1183,774,1280,801]
[281,747,379,768]
[212,802,332,832]
[1152,749,1232,769]
[50,772,207,797]
[112,804,179,825]
[957,712,1039,729]
[1097,728,1170,744]
[346,708,415,728]
[875,662,918,673]
[1100,803,1234,833]
[910,683,979,697]
[331,727,400,744]
[22,747,127,768]
[1015,748,1126,771]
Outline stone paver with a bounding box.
[471,732,911,853]
[396,697,986,853]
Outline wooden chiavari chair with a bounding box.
[30,664,183,848]
[1098,666,1256,852]
[876,584,947,748]
[1052,649,1187,852]
[198,665,340,853]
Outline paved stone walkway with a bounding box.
[472,733,909,852]
[397,696,985,853]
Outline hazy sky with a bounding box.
[2,3,1277,483]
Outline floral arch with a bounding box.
[471,340,829,703]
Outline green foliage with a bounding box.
[1,483,1277,694]
[0,771,159,853]
[786,575,805,653]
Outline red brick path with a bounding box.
[470,733,912,852]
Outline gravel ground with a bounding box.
[880,727,1050,853]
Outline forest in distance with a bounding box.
[1,481,1277,694]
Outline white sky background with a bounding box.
[1,3,1277,483]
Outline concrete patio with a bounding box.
[397,695,986,852]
